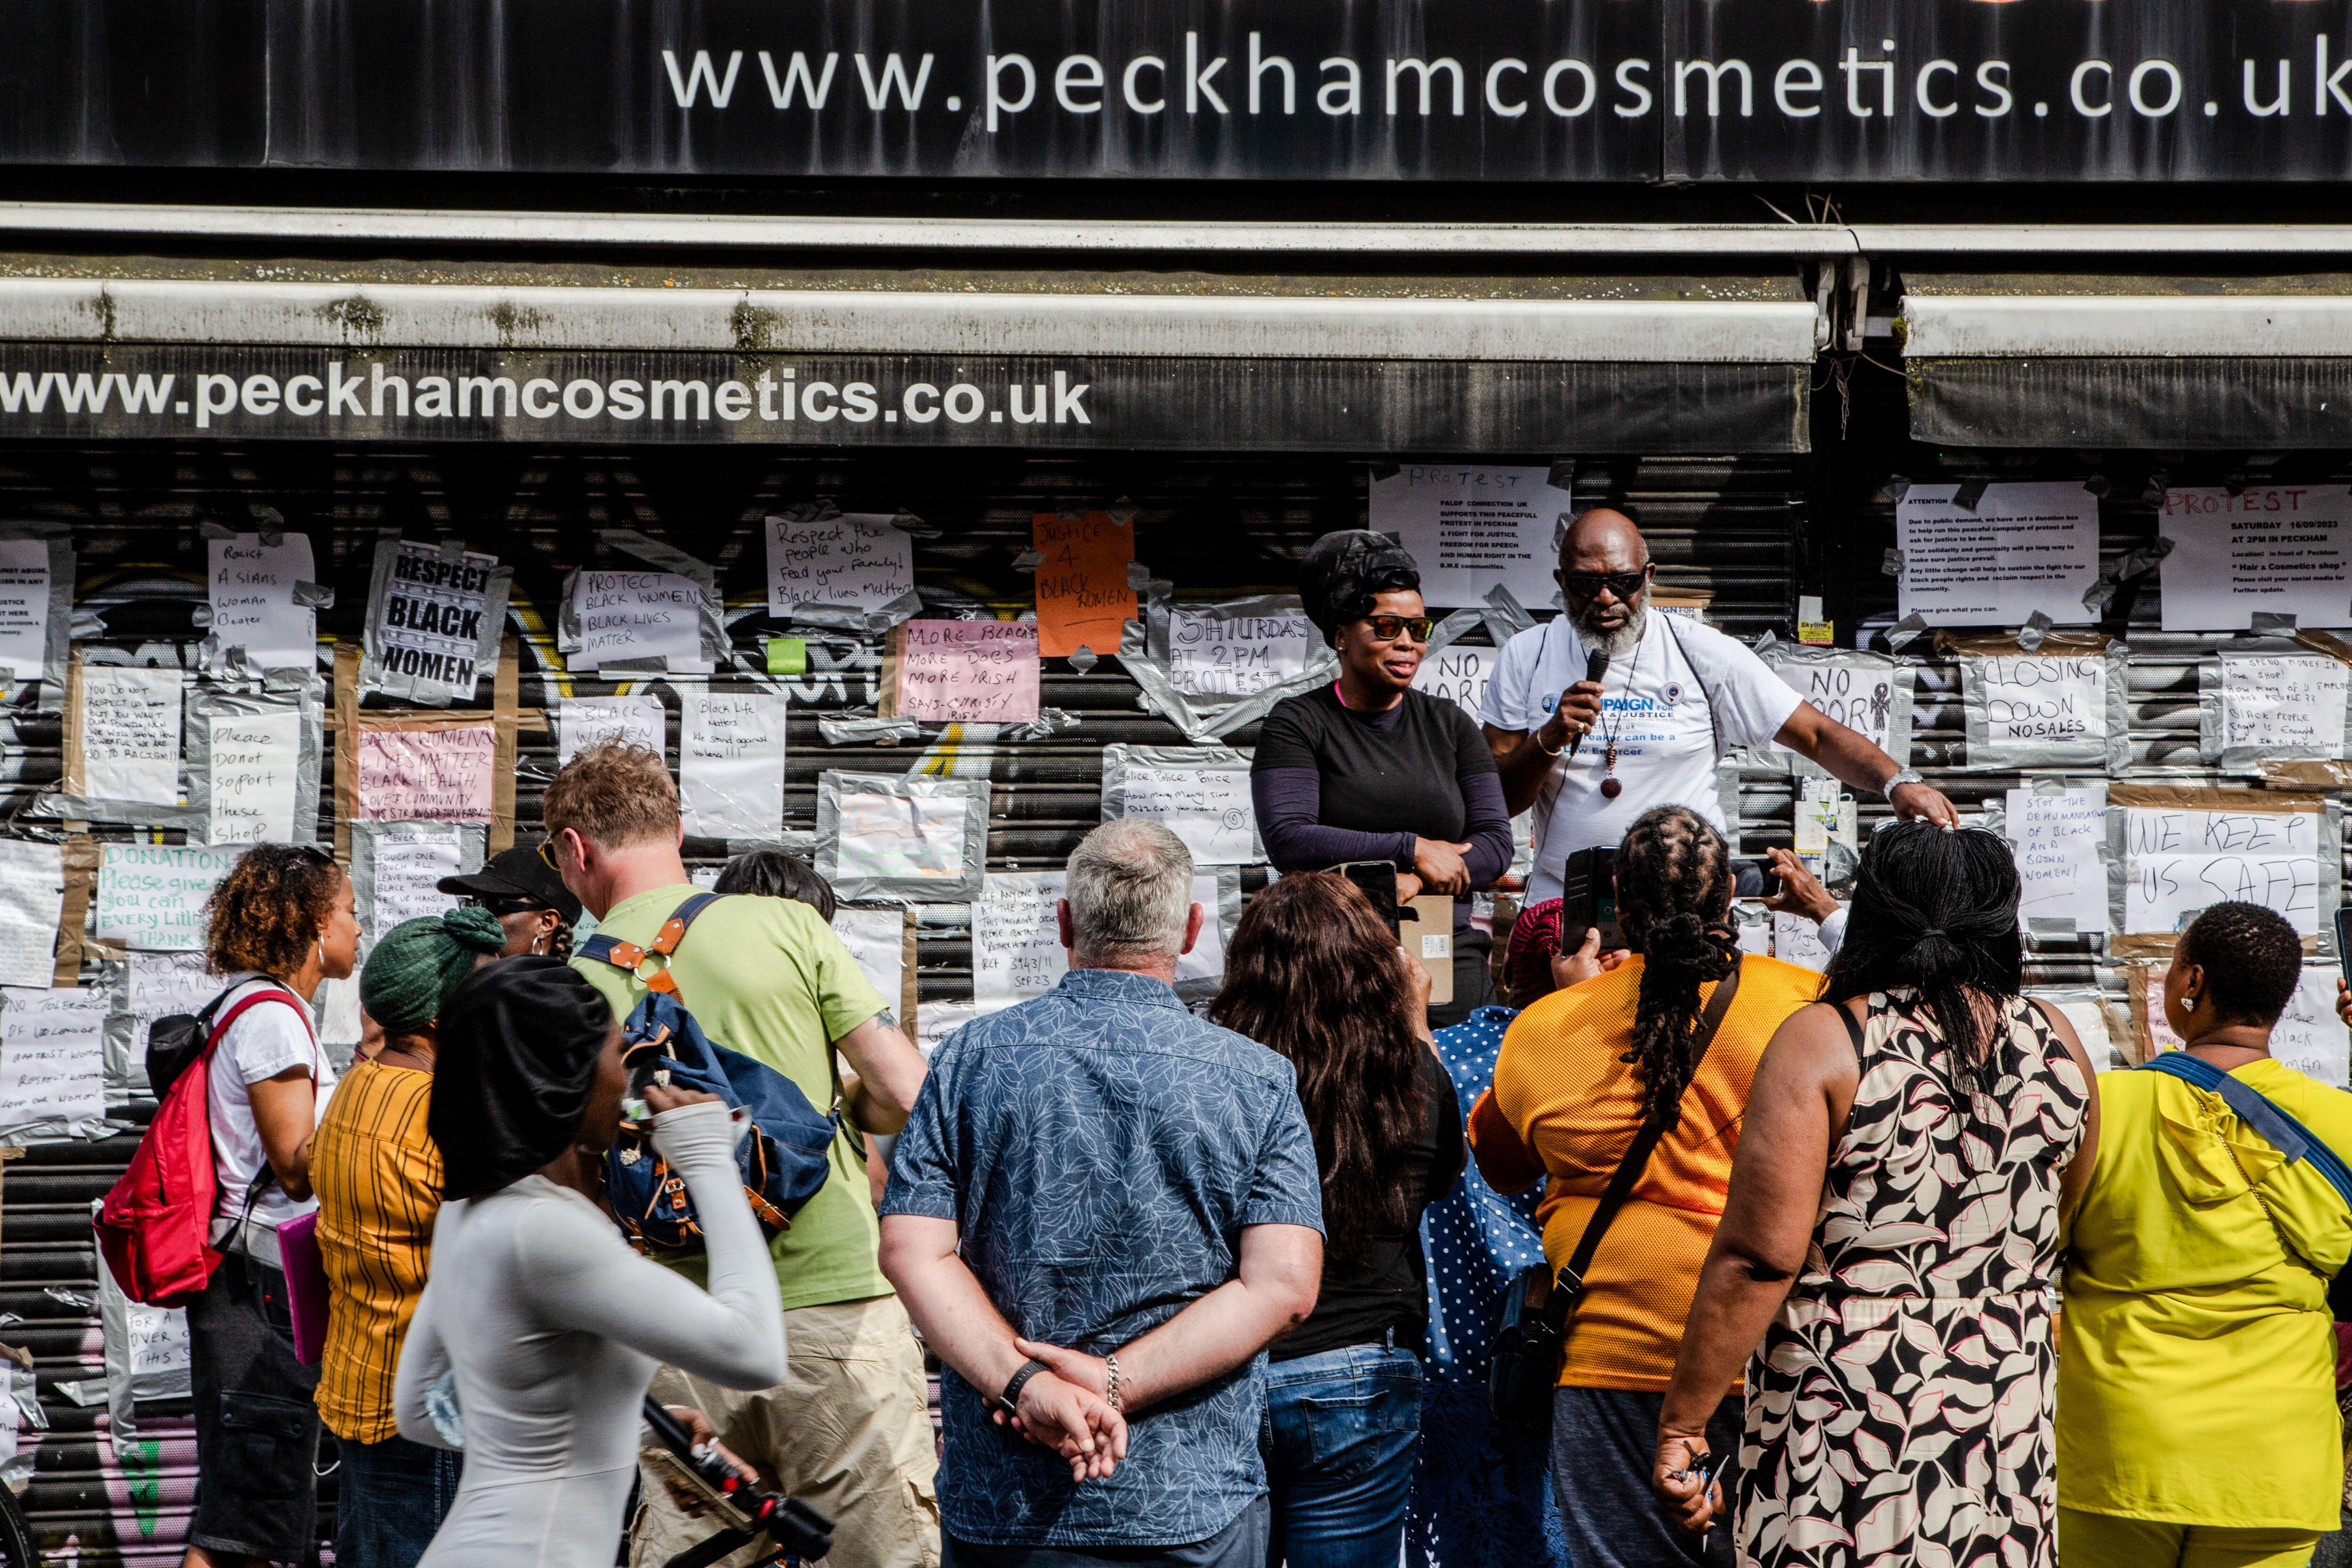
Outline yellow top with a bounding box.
[1475,954,1822,1392]
[2059,1056,2352,1531]
[310,1057,441,1445]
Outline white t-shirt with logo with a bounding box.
[206,974,337,1268]
[1482,615,1802,904]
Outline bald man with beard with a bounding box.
[1481,509,1957,911]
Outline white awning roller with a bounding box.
[1900,273,2352,448]
[0,277,1820,364]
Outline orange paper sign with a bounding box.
[1033,512,1136,659]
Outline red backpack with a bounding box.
[95,984,308,1308]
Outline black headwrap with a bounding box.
[1297,530,1422,645]
[429,955,614,1202]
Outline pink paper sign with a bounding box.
[898,620,1041,723]
[356,725,497,821]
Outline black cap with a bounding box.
[437,845,584,926]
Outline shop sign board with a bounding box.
[1,0,2350,183]
[0,347,1808,453]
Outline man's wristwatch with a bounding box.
[999,1358,1050,1417]
[1881,768,1925,798]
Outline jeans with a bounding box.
[1260,1343,1424,1568]
[336,1432,464,1568]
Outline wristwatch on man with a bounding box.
[999,1357,1051,1417]
[1880,767,1925,798]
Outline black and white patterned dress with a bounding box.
[1736,988,2090,1568]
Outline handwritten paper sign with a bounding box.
[0,539,49,680]
[832,907,906,1019]
[96,843,236,951]
[373,539,501,700]
[1370,464,1573,609]
[2138,966,2187,1058]
[766,513,915,616]
[2004,786,2108,934]
[0,841,62,988]
[2220,655,2350,755]
[897,621,1041,723]
[1108,756,1258,866]
[1168,607,1317,700]
[1414,642,1496,717]
[1774,660,1899,761]
[557,695,666,765]
[2276,966,2352,1088]
[1773,911,1831,971]
[572,570,708,672]
[1978,655,2107,750]
[835,788,969,884]
[1897,481,2100,626]
[125,951,217,1046]
[0,988,106,1130]
[207,710,304,845]
[1033,513,1136,659]
[681,693,787,842]
[80,666,182,804]
[355,726,495,821]
[972,871,1067,1011]
[207,533,315,670]
[2162,486,2352,631]
[2123,805,2321,937]
[370,830,465,934]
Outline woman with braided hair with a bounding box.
[1653,821,2099,1568]
[1467,805,1822,1568]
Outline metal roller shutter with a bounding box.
[0,438,1803,1562]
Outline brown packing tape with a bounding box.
[901,908,919,1035]
[333,641,361,861]
[1935,630,2112,658]
[2104,784,2324,814]
[2292,628,2352,667]
[51,834,100,988]
[2255,760,2352,791]
[876,622,906,721]
[1404,894,1455,1006]
[491,635,520,855]
[60,652,84,798]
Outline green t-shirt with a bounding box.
[573,884,891,1311]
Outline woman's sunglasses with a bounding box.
[471,893,555,920]
[1358,614,1436,644]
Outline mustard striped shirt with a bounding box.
[311,1058,441,1444]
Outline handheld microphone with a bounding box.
[1567,649,1611,758]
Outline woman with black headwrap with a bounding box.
[391,957,785,1568]
[1251,530,1515,1025]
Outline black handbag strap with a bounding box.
[1546,960,1744,1328]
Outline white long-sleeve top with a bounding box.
[394,1101,786,1568]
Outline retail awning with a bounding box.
[0,266,1822,452]
[1900,274,2352,449]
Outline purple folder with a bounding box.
[276,1211,331,1366]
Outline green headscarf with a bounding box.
[361,905,508,1036]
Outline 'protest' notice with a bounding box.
[2162,486,2352,631]
[1370,465,1569,610]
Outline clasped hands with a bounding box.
[990,1337,1131,1483]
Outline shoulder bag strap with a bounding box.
[578,892,729,997]
[1546,961,1744,1326]
[1659,614,1724,763]
[2141,1052,2352,1213]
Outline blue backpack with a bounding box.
[580,892,840,1253]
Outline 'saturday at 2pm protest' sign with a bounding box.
[15,0,2352,183]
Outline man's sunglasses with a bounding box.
[536,837,567,873]
[1358,614,1436,644]
[1562,569,1651,604]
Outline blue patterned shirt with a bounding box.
[882,966,1325,1547]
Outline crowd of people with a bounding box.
[141,514,2352,1568]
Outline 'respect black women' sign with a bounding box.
[13,0,2352,181]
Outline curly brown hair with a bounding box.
[204,844,345,979]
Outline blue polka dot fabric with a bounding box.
[1407,1006,1572,1568]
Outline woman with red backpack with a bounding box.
[185,843,360,1568]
